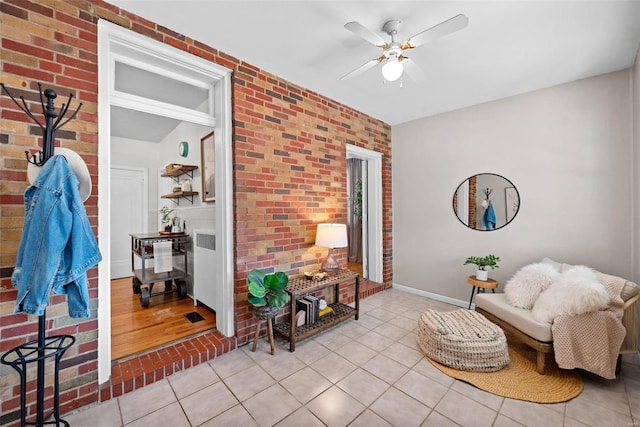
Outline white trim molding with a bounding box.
[346,144,383,283]
[393,283,470,308]
[97,20,234,384]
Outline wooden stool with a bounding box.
[467,275,498,309]
[251,317,275,355]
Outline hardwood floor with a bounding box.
[347,261,363,277]
[111,277,216,360]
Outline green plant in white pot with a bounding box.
[464,254,500,281]
[247,269,290,319]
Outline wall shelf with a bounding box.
[161,164,198,204]
[161,164,198,182]
[161,191,198,205]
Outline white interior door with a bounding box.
[111,166,147,278]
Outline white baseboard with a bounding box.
[392,283,470,309]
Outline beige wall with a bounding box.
[392,70,634,304]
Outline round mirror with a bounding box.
[453,173,520,231]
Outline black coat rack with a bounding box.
[0,83,82,427]
[483,187,493,200]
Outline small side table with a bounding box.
[251,316,276,355]
[467,275,498,309]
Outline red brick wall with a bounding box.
[0,0,392,423]
[469,175,477,229]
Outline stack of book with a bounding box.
[296,294,320,325]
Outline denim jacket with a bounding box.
[12,155,102,318]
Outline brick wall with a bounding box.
[469,175,477,229]
[0,0,392,423]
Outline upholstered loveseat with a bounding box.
[475,258,640,377]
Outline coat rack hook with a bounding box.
[1,82,82,167]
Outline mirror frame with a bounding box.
[453,173,520,231]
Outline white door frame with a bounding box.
[347,145,383,283]
[97,21,234,384]
[456,179,469,226]
[360,160,369,277]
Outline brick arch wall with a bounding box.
[0,1,392,424]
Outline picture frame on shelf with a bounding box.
[200,131,215,202]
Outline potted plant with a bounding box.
[247,269,290,319]
[160,206,174,232]
[464,254,500,281]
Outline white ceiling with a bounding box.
[107,1,640,127]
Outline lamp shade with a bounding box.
[315,223,348,248]
[382,57,403,82]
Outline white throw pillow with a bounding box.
[504,263,560,309]
[540,257,562,271]
[531,265,609,324]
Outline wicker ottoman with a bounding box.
[417,308,510,372]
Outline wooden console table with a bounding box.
[273,269,360,351]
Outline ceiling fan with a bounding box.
[341,14,469,83]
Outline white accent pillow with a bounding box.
[531,265,609,324]
[505,263,560,309]
[540,257,562,271]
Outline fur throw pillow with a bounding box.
[531,265,610,324]
[504,263,560,309]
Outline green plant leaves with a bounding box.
[248,269,266,286]
[248,295,266,307]
[248,281,266,298]
[464,255,501,270]
[266,289,290,308]
[264,271,288,291]
[246,269,290,308]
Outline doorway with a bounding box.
[347,158,366,277]
[109,121,216,360]
[346,144,383,283]
[97,21,234,383]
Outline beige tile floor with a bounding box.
[66,288,640,426]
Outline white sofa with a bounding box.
[475,264,640,375]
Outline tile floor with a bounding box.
[66,288,640,426]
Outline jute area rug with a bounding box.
[425,342,583,403]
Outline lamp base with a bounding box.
[321,249,340,271]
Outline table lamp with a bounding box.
[315,223,348,271]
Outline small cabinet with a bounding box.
[161,164,198,204]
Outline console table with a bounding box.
[273,269,360,351]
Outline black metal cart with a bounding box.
[130,232,190,307]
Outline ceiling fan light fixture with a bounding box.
[382,56,403,82]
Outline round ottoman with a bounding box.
[417,308,510,372]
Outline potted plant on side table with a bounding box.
[464,254,500,281]
[247,269,290,354]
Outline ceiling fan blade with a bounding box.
[402,14,469,49]
[340,58,381,80]
[344,21,388,47]
[401,57,425,83]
